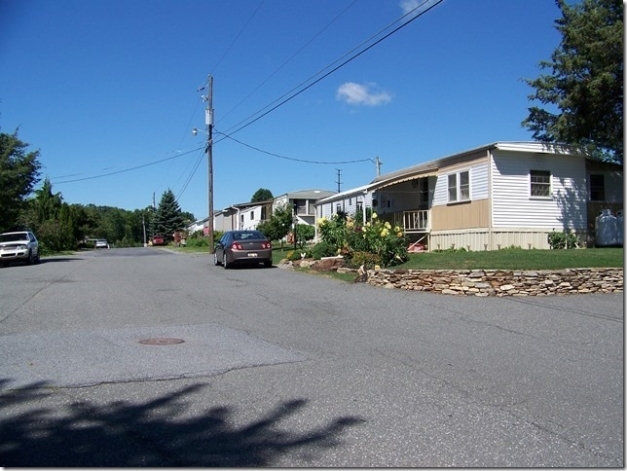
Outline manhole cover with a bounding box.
[139,338,185,345]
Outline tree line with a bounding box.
[0,131,194,253]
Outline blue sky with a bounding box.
[0,0,563,221]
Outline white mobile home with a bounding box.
[363,142,623,250]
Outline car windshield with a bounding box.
[0,233,28,242]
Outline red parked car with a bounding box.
[152,234,166,246]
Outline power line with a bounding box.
[175,148,206,203]
[216,130,372,165]
[219,0,358,123]
[51,146,204,185]
[223,0,443,137]
[210,0,266,75]
[173,0,442,204]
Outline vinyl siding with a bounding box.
[317,193,372,219]
[431,199,489,231]
[491,151,588,230]
[432,163,489,207]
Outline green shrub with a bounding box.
[285,250,301,261]
[317,212,408,267]
[310,241,336,260]
[187,237,209,248]
[548,230,578,249]
[295,224,315,248]
[349,251,381,268]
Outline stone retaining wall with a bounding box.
[365,268,623,296]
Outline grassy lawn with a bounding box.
[173,244,623,271]
[400,248,623,270]
[273,247,623,271]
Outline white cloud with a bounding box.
[336,82,392,106]
[400,0,422,16]
[400,0,439,19]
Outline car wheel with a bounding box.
[26,250,34,265]
[213,252,220,266]
[34,253,41,264]
[223,252,229,269]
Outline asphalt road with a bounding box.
[0,247,623,466]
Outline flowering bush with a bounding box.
[317,212,408,267]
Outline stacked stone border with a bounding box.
[283,259,623,296]
[365,267,623,296]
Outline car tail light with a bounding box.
[231,242,243,250]
[261,242,271,249]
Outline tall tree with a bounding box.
[0,130,42,231]
[251,188,273,203]
[152,189,185,240]
[522,0,623,163]
[33,178,63,223]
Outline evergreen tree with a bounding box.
[522,0,623,163]
[152,189,185,240]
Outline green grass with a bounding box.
[401,247,623,270]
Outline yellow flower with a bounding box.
[384,221,391,230]
[394,226,401,233]
[361,226,367,232]
[397,232,403,238]
[380,228,389,237]
[365,222,371,227]
[371,212,378,219]
[317,217,328,227]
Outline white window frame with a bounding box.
[529,170,552,198]
[447,170,470,203]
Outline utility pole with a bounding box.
[335,168,342,193]
[205,75,215,254]
[374,156,382,177]
[192,76,215,253]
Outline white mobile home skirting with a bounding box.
[429,228,588,251]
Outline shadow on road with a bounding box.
[39,257,84,263]
[0,379,365,466]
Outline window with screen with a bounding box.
[530,170,551,197]
[448,170,470,203]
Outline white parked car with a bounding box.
[95,239,109,249]
[0,231,40,266]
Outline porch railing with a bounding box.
[395,210,429,232]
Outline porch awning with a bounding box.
[370,171,438,191]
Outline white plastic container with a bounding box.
[595,209,618,247]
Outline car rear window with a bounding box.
[234,231,264,240]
